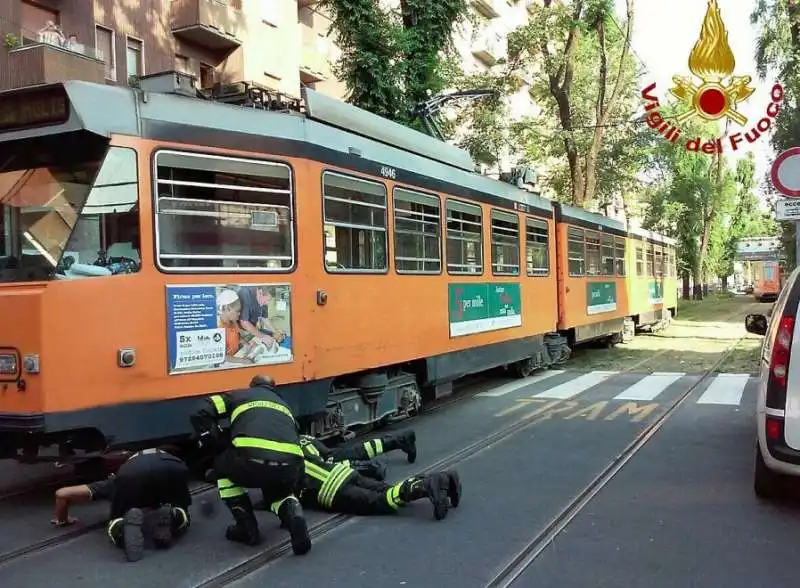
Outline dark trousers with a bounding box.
[110,451,192,520]
[303,473,400,516]
[214,448,303,513]
[330,436,395,462]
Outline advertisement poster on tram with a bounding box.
[166,283,293,374]
[448,283,522,337]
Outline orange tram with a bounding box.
[0,72,678,468]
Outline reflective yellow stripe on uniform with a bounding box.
[385,482,403,509]
[232,436,304,458]
[107,518,123,543]
[303,460,332,483]
[270,495,295,515]
[231,400,295,423]
[217,477,245,499]
[364,438,383,459]
[210,395,227,416]
[300,438,321,458]
[318,463,353,508]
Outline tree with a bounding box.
[319,0,469,127]
[457,0,639,208]
[752,0,800,268]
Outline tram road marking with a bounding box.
[495,398,661,424]
[612,372,685,401]
[475,370,566,397]
[531,370,618,399]
[696,373,750,405]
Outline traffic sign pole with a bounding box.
[770,147,800,267]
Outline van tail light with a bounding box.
[768,315,795,407]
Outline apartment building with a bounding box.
[0,0,345,98]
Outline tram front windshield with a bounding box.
[0,134,140,283]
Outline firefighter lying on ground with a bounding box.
[189,374,311,555]
[51,447,191,562]
[298,449,462,520]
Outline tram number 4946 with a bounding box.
[380,166,397,180]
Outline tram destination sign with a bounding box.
[0,86,69,132]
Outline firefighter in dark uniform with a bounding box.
[189,375,311,555]
[52,447,191,562]
[299,448,462,520]
[299,428,417,465]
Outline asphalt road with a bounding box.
[0,368,789,588]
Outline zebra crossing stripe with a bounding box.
[531,371,618,400]
[476,370,566,397]
[613,372,685,401]
[696,373,751,405]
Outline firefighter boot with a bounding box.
[399,474,449,520]
[224,495,261,546]
[152,504,174,549]
[444,470,462,508]
[276,496,311,555]
[394,430,417,463]
[352,459,388,481]
[123,508,145,562]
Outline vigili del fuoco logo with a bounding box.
[640,0,784,155]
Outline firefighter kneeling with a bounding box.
[190,375,311,555]
[300,450,462,520]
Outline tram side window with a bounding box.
[635,245,644,276]
[155,150,295,271]
[323,172,387,272]
[671,249,678,277]
[585,230,601,276]
[601,234,614,276]
[393,187,441,274]
[655,246,664,278]
[614,237,626,276]
[567,227,585,276]
[60,146,141,278]
[526,218,549,276]
[446,199,483,275]
[491,210,520,276]
[646,244,654,276]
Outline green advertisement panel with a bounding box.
[587,281,617,315]
[448,283,522,337]
[648,280,664,304]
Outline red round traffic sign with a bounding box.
[771,147,800,198]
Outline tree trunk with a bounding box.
[682,272,691,300]
[721,275,729,291]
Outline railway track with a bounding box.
[481,322,752,587]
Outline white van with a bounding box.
[745,266,800,498]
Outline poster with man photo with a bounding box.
[166,283,293,374]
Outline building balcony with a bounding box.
[298,0,321,6]
[170,0,243,52]
[470,0,503,18]
[472,30,506,66]
[3,38,105,90]
[299,46,329,84]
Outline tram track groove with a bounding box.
[482,329,751,588]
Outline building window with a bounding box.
[601,234,614,276]
[199,63,214,89]
[490,210,519,276]
[615,237,626,276]
[446,199,483,275]
[322,171,387,273]
[154,151,295,272]
[567,227,585,276]
[525,218,549,276]
[393,187,441,274]
[126,37,143,81]
[95,25,116,81]
[174,55,190,74]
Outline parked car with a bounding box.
[745,266,800,498]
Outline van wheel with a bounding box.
[754,442,783,500]
[511,357,535,379]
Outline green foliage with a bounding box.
[319,0,469,127]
